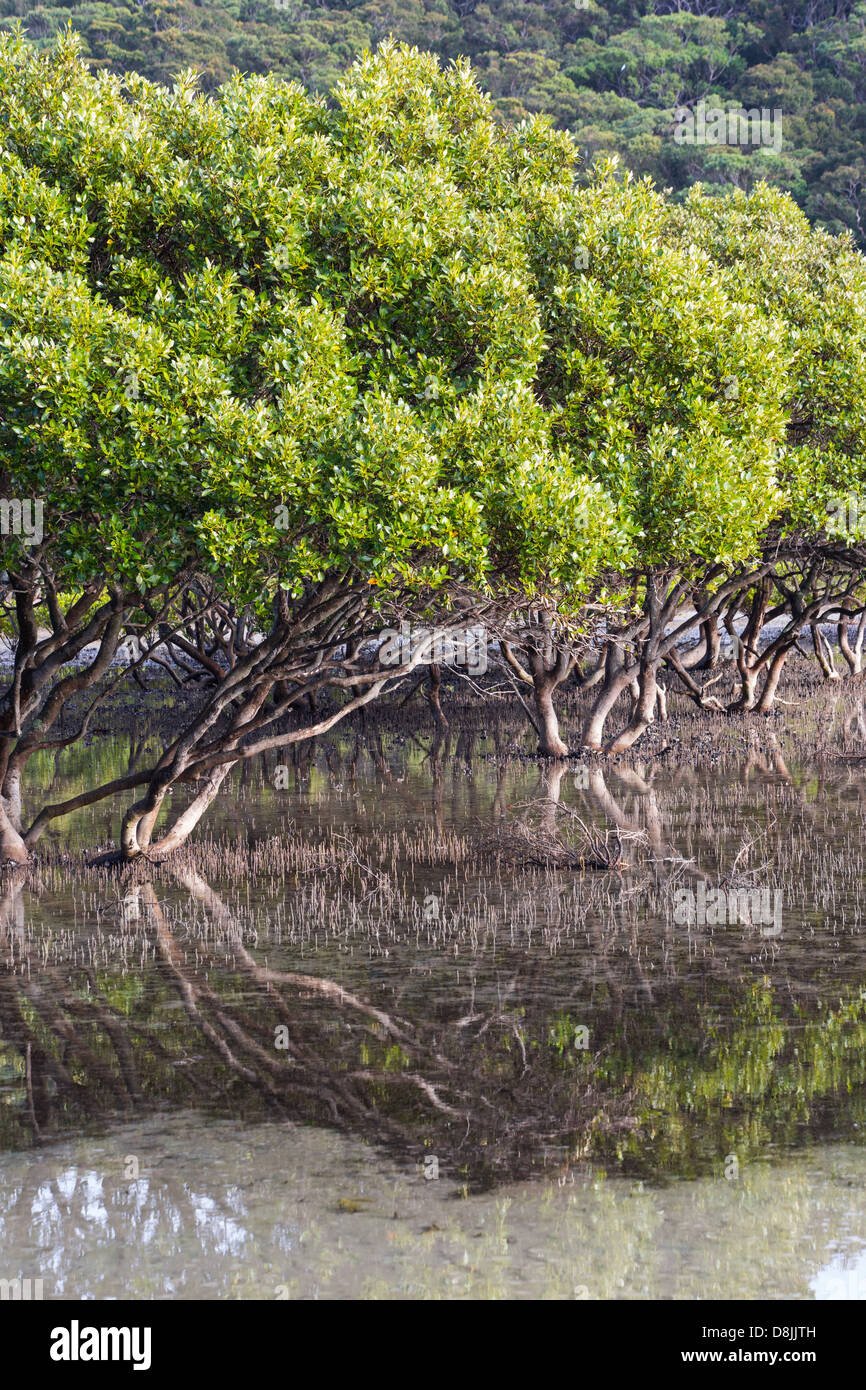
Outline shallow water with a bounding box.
[2,727,866,1298]
[2,1114,865,1299]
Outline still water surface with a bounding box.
[2,733,865,1298]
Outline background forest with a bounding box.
[2,1,864,246]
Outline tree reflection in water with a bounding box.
[1,744,866,1195]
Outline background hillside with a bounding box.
[3,0,865,244]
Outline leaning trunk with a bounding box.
[605,657,659,755]
[580,646,636,750]
[838,616,864,676]
[811,622,841,682]
[145,766,235,859]
[754,647,792,714]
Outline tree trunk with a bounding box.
[1,769,23,832]
[120,784,167,861]
[729,666,758,711]
[533,675,569,757]
[678,614,720,671]
[580,642,624,750]
[605,657,659,755]
[0,799,29,865]
[146,766,235,859]
[580,658,636,750]
[754,647,791,714]
[838,615,865,675]
[811,622,841,681]
[425,662,448,732]
[655,679,668,722]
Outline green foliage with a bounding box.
[6,1,866,248]
[673,182,866,537]
[3,35,866,613]
[0,33,628,602]
[592,981,866,1175]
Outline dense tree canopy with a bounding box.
[4,0,866,247]
[0,30,632,608]
[4,35,866,855]
[4,29,822,617]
